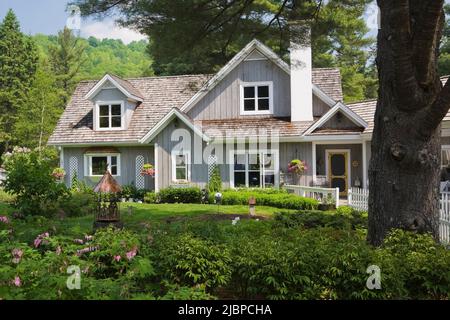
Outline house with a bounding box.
[48,37,450,196]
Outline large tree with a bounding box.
[48,27,87,106]
[0,10,38,153]
[368,0,450,245]
[71,0,375,102]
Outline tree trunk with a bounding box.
[368,0,447,246]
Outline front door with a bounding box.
[327,151,349,196]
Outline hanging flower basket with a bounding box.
[288,159,308,175]
[141,164,155,177]
[51,168,66,180]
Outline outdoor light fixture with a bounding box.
[215,192,223,214]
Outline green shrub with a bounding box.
[2,148,69,216]
[214,189,318,210]
[58,192,97,217]
[158,187,202,204]
[274,210,367,230]
[156,233,232,289]
[144,192,157,204]
[0,188,16,204]
[206,167,222,193]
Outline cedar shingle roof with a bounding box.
[49,67,346,145]
[48,74,211,145]
[196,117,315,138]
[347,100,377,134]
[312,68,343,102]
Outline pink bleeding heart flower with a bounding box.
[12,248,23,264]
[56,246,62,256]
[74,239,84,245]
[13,276,21,287]
[113,255,121,262]
[0,216,9,224]
[34,232,50,248]
[85,235,94,241]
[126,247,138,261]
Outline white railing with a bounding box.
[284,185,340,208]
[348,188,369,212]
[440,193,450,244]
[348,188,450,244]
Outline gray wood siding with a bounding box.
[153,120,209,190]
[316,144,363,188]
[63,146,154,189]
[188,60,292,120]
[92,88,136,129]
[319,113,360,130]
[279,142,313,186]
[313,95,331,117]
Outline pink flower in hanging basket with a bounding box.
[288,159,308,175]
[141,164,155,177]
[51,168,66,180]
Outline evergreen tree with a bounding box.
[71,0,375,101]
[0,9,38,152]
[48,27,87,106]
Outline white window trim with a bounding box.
[85,153,121,177]
[240,81,274,116]
[442,145,450,168]
[94,100,125,131]
[171,150,191,183]
[229,149,279,188]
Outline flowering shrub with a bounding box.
[2,148,68,216]
[288,159,308,175]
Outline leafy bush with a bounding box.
[0,188,16,204]
[214,189,318,210]
[158,187,202,204]
[144,192,157,204]
[274,210,367,230]
[58,192,97,217]
[120,185,149,202]
[2,148,68,216]
[155,233,232,289]
[206,167,222,193]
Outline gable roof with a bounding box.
[347,100,377,135]
[48,74,211,146]
[304,102,368,136]
[180,39,342,113]
[84,74,145,102]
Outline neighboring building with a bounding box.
[48,38,450,196]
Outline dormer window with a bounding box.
[95,101,124,130]
[240,81,273,115]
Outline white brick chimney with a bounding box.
[290,24,313,122]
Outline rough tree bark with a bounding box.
[368,0,450,246]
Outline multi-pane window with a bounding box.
[98,103,123,129]
[241,82,273,114]
[172,151,190,182]
[88,155,120,176]
[442,147,450,169]
[232,152,277,188]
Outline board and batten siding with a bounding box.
[188,59,291,120]
[152,120,209,190]
[62,146,154,189]
[279,142,314,186]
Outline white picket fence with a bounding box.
[348,188,450,244]
[348,188,369,212]
[284,185,340,207]
[440,193,450,244]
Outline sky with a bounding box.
[0,0,146,44]
[0,0,447,44]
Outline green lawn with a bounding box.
[2,202,293,242]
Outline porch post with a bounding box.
[154,143,160,193]
[362,141,368,189]
[59,147,64,168]
[312,142,317,186]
